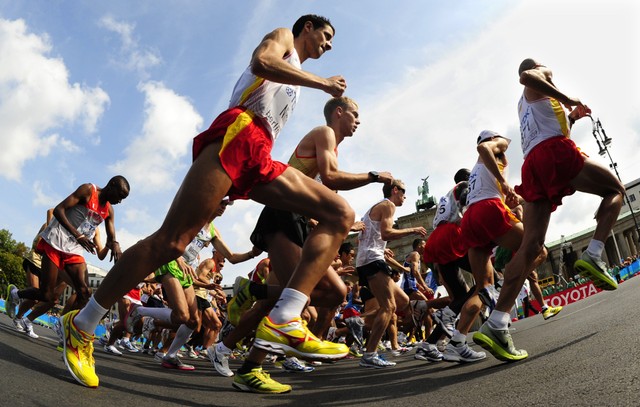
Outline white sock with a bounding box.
[586,239,605,258]
[268,288,308,324]
[10,287,18,300]
[166,324,194,358]
[73,296,108,334]
[486,310,511,330]
[216,341,231,354]
[137,307,173,325]
[541,304,549,311]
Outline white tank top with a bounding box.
[356,199,388,267]
[182,222,216,268]
[229,49,301,140]
[433,186,464,227]
[518,94,571,157]
[466,162,506,206]
[40,184,109,255]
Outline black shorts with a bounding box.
[196,296,212,311]
[356,260,394,288]
[22,258,41,279]
[250,206,309,251]
[359,286,374,302]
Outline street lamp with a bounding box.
[590,116,640,244]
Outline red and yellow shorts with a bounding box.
[461,198,519,252]
[36,239,85,270]
[192,106,288,200]
[515,136,585,212]
[423,222,468,265]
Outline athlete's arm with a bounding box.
[408,251,428,290]
[313,126,392,190]
[211,229,261,264]
[251,28,346,96]
[477,138,517,203]
[104,205,122,262]
[378,202,426,241]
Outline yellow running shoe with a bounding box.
[232,367,292,394]
[542,305,563,320]
[254,316,348,360]
[574,252,618,291]
[227,277,255,326]
[62,310,99,388]
[473,323,528,362]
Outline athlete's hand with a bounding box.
[414,226,427,237]
[77,235,96,255]
[568,104,591,122]
[350,221,366,232]
[377,172,394,185]
[323,75,347,97]
[109,241,123,263]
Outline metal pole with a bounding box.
[591,117,640,244]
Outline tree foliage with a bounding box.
[0,229,27,292]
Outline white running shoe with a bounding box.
[442,340,486,363]
[22,318,39,339]
[122,340,139,353]
[359,353,396,368]
[210,343,234,377]
[282,356,314,373]
[104,344,123,355]
[12,318,25,333]
[414,343,443,362]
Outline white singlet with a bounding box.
[229,49,301,140]
[356,199,388,267]
[466,162,506,206]
[518,95,570,157]
[433,187,464,227]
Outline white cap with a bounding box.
[477,130,511,145]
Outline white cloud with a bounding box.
[0,17,110,181]
[108,81,203,193]
[32,180,59,207]
[99,15,161,76]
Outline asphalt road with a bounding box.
[2,276,640,407]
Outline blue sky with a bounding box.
[1,0,638,284]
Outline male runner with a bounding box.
[473,60,623,361]
[60,15,352,388]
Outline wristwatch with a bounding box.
[368,171,380,182]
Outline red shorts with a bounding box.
[192,107,288,200]
[36,239,85,270]
[461,198,519,252]
[515,136,585,212]
[423,222,468,265]
[123,287,142,305]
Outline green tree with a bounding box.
[0,229,27,292]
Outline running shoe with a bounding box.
[232,367,292,394]
[104,344,123,355]
[227,277,255,326]
[12,317,25,333]
[122,340,139,353]
[5,284,18,318]
[254,316,349,360]
[359,353,396,368]
[542,305,563,320]
[154,352,166,362]
[473,323,528,362]
[391,346,410,357]
[436,338,448,352]
[22,318,39,339]
[349,345,363,358]
[442,340,486,363]
[61,310,99,388]
[161,355,195,371]
[209,343,234,377]
[125,305,142,334]
[574,252,618,291]
[53,317,64,341]
[282,357,314,373]
[432,307,456,338]
[414,343,443,362]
